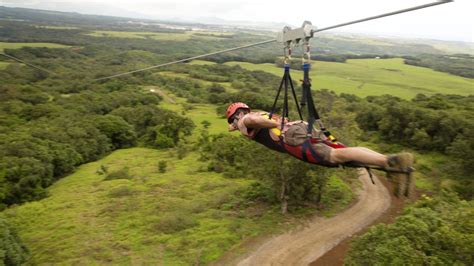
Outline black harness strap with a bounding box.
[270,65,303,122]
[269,72,285,118]
[288,71,303,121]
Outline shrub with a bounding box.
[158,161,167,173]
[176,143,188,160]
[242,182,275,203]
[201,120,211,129]
[107,185,133,198]
[96,164,109,175]
[345,191,474,265]
[104,167,132,180]
[0,217,29,265]
[153,212,198,234]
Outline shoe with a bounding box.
[385,152,415,198]
[387,154,401,168]
[387,153,413,172]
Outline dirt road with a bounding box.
[237,170,391,266]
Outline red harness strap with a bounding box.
[281,138,346,165]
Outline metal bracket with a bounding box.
[277,21,316,47]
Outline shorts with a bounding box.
[281,121,323,146]
[311,142,333,163]
[282,121,334,163]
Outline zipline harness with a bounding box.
[268,39,415,183]
[269,43,344,164]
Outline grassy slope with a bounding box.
[224,58,474,99]
[4,148,284,264]
[0,42,70,52]
[147,85,229,137]
[0,61,10,69]
[158,71,235,93]
[0,90,256,264]
[2,87,251,264]
[189,60,217,66]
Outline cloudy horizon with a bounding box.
[1,0,473,42]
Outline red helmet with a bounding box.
[226,102,250,123]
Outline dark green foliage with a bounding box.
[158,161,167,173]
[96,165,109,175]
[0,217,29,265]
[159,64,279,108]
[0,133,83,205]
[0,45,197,206]
[199,134,352,212]
[110,105,195,148]
[242,181,275,203]
[104,167,132,180]
[93,115,137,149]
[404,54,474,78]
[346,191,474,265]
[352,94,474,198]
[201,120,211,129]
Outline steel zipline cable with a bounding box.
[0,52,59,76]
[312,0,453,33]
[0,0,453,80]
[93,39,276,81]
[93,0,453,82]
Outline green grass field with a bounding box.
[2,148,285,265]
[158,71,235,92]
[0,42,70,52]
[86,30,234,41]
[146,86,230,137]
[224,58,474,99]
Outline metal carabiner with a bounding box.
[283,45,292,65]
[302,40,311,65]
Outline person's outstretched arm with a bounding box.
[242,113,279,129]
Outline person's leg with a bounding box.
[329,147,388,168]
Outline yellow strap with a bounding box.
[261,114,281,136]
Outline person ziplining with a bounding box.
[227,102,394,169]
[226,100,415,197]
[226,31,416,197]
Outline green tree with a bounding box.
[93,115,137,148]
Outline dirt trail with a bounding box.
[237,170,391,266]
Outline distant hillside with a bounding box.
[323,32,474,55]
[1,6,472,57]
